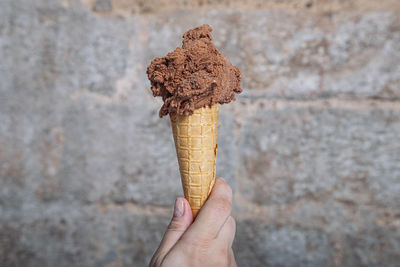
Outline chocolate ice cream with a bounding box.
[147,24,242,117]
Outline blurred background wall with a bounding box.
[1,0,400,266]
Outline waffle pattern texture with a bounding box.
[170,105,219,217]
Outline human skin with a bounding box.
[149,178,237,267]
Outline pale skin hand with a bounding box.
[149,178,237,267]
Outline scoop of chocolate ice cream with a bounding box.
[147,24,242,117]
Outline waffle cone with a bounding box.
[170,104,219,217]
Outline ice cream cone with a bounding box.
[170,104,219,217]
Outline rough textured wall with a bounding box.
[1,0,400,266]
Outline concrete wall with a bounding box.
[1,0,400,266]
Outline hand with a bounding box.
[149,178,237,267]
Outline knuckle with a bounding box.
[213,197,232,215]
[218,181,233,196]
[149,253,163,267]
[227,216,236,230]
[181,237,234,266]
[180,239,212,263]
[167,218,183,232]
[214,248,230,266]
[182,235,212,249]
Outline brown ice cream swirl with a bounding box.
[147,24,242,117]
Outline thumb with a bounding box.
[152,197,193,263]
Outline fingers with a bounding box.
[183,177,233,241]
[150,197,193,266]
[160,197,193,251]
[229,248,238,267]
[216,216,236,247]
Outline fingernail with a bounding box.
[173,198,184,217]
[218,177,226,183]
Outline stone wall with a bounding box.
[1,0,400,266]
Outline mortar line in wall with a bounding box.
[85,0,400,17]
[235,97,400,110]
[94,201,172,217]
[220,97,400,141]
[0,201,172,224]
[233,191,400,226]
